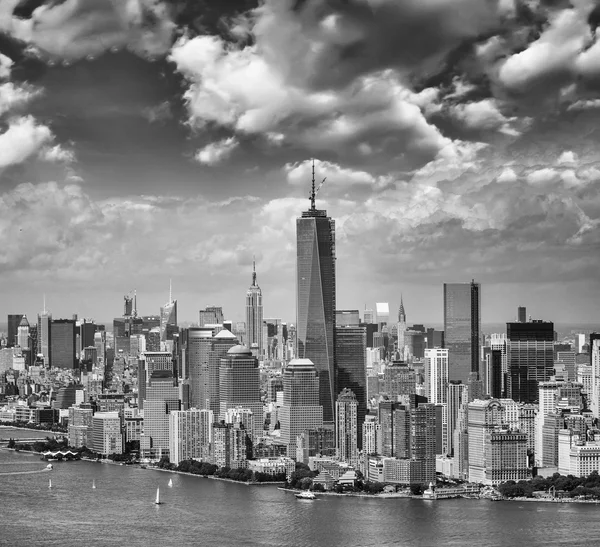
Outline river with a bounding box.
[1,446,600,547]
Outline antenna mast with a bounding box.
[169,278,172,304]
[310,159,316,210]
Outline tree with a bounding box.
[410,483,423,496]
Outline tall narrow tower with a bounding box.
[245,258,263,357]
[296,161,336,422]
[160,280,178,342]
[397,295,407,360]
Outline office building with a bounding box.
[444,281,481,384]
[185,327,214,410]
[518,306,527,323]
[336,388,358,465]
[383,361,416,399]
[425,348,449,453]
[37,308,52,365]
[7,314,23,348]
[246,260,263,358]
[207,329,239,416]
[49,319,76,369]
[591,339,600,418]
[507,320,554,404]
[16,316,29,350]
[263,318,284,361]
[219,345,263,439]
[279,359,323,455]
[376,303,389,328]
[142,370,180,459]
[335,325,367,449]
[199,306,224,327]
[426,328,444,350]
[160,281,177,343]
[169,408,213,466]
[296,174,336,422]
[335,310,360,327]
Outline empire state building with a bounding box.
[246,260,263,358]
[296,164,336,423]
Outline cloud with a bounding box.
[0,53,13,80]
[0,0,176,62]
[170,32,451,161]
[0,82,42,116]
[0,116,54,168]
[40,144,76,164]
[448,98,522,135]
[557,150,578,165]
[142,100,172,123]
[195,137,239,165]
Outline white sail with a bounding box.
[155,487,160,504]
[92,480,96,489]
[48,479,52,489]
[168,478,173,487]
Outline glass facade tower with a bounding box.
[443,281,481,384]
[296,202,336,422]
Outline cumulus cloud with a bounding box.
[0,0,176,61]
[0,116,54,168]
[448,98,521,135]
[195,137,239,165]
[0,53,13,80]
[0,82,42,116]
[40,144,76,164]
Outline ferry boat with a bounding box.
[295,490,317,500]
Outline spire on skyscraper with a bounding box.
[169,278,172,304]
[252,256,257,287]
[399,295,406,323]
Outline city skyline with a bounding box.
[1,1,599,323]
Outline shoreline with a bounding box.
[146,465,286,487]
[278,487,411,499]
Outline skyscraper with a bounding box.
[335,325,367,449]
[336,388,358,465]
[507,320,554,404]
[246,259,263,358]
[443,281,481,384]
[17,316,29,350]
[296,164,336,422]
[219,345,263,439]
[397,296,407,359]
[37,301,52,364]
[7,314,23,348]
[160,280,178,343]
[279,358,323,455]
[518,306,527,323]
[185,327,214,410]
[50,319,76,369]
[199,306,224,327]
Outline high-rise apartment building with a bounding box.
[447,382,468,457]
[245,260,263,358]
[443,281,481,384]
[507,320,554,404]
[467,399,505,483]
[212,422,247,469]
[169,408,213,466]
[50,319,76,369]
[219,345,263,439]
[591,339,600,418]
[383,361,416,399]
[296,174,336,422]
[91,412,123,456]
[279,359,323,455]
[425,348,449,453]
[335,325,367,449]
[335,388,358,465]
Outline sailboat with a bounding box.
[154,487,162,505]
[48,479,52,489]
[92,480,96,489]
[168,478,173,488]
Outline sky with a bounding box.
[0,0,599,327]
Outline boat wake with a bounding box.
[0,468,51,476]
